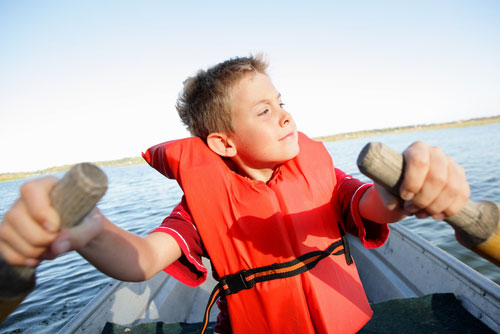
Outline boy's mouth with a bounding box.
[279,131,296,141]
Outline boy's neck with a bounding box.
[239,165,276,183]
[229,157,276,182]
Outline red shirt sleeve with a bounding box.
[333,168,390,248]
[150,196,208,287]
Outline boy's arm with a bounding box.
[75,213,182,281]
[0,176,182,282]
[359,141,470,224]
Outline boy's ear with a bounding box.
[206,132,237,157]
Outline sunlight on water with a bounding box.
[0,123,499,333]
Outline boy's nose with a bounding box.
[279,110,292,127]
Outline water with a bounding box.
[0,123,499,333]
[0,165,184,333]
[323,123,500,287]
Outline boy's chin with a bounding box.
[283,146,300,162]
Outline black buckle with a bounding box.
[221,270,255,295]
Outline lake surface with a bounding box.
[0,123,499,333]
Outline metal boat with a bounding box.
[58,224,500,333]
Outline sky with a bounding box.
[1,1,499,173]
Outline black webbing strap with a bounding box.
[338,221,353,265]
[201,234,352,333]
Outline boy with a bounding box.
[0,55,469,333]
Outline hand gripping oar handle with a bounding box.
[0,163,108,323]
[357,142,500,266]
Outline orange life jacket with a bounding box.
[143,132,373,333]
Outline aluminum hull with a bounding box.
[59,224,500,333]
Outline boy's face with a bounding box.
[226,72,299,172]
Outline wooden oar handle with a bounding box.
[357,142,500,266]
[0,163,108,298]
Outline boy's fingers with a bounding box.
[0,222,46,261]
[401,145,470,220]
[409,146,448,210]
[3,200,58,246]
[400,141,431,200]
[0,221,42,267]
[426,156,470,219]
[0,200,57,264]
[0,241,40,267]
[19,176,61,232]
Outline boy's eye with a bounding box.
[258,109,269,116]
[279,103,285,108]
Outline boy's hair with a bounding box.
[176,54,269,140]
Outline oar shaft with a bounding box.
[0,163,107,323]
[357,142,500,266]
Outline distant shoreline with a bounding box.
[315,115,500,142]
[1,115,499,182]
[0,157,146,183]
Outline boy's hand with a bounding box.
[0,177,103,267]
[377,141,470,220]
